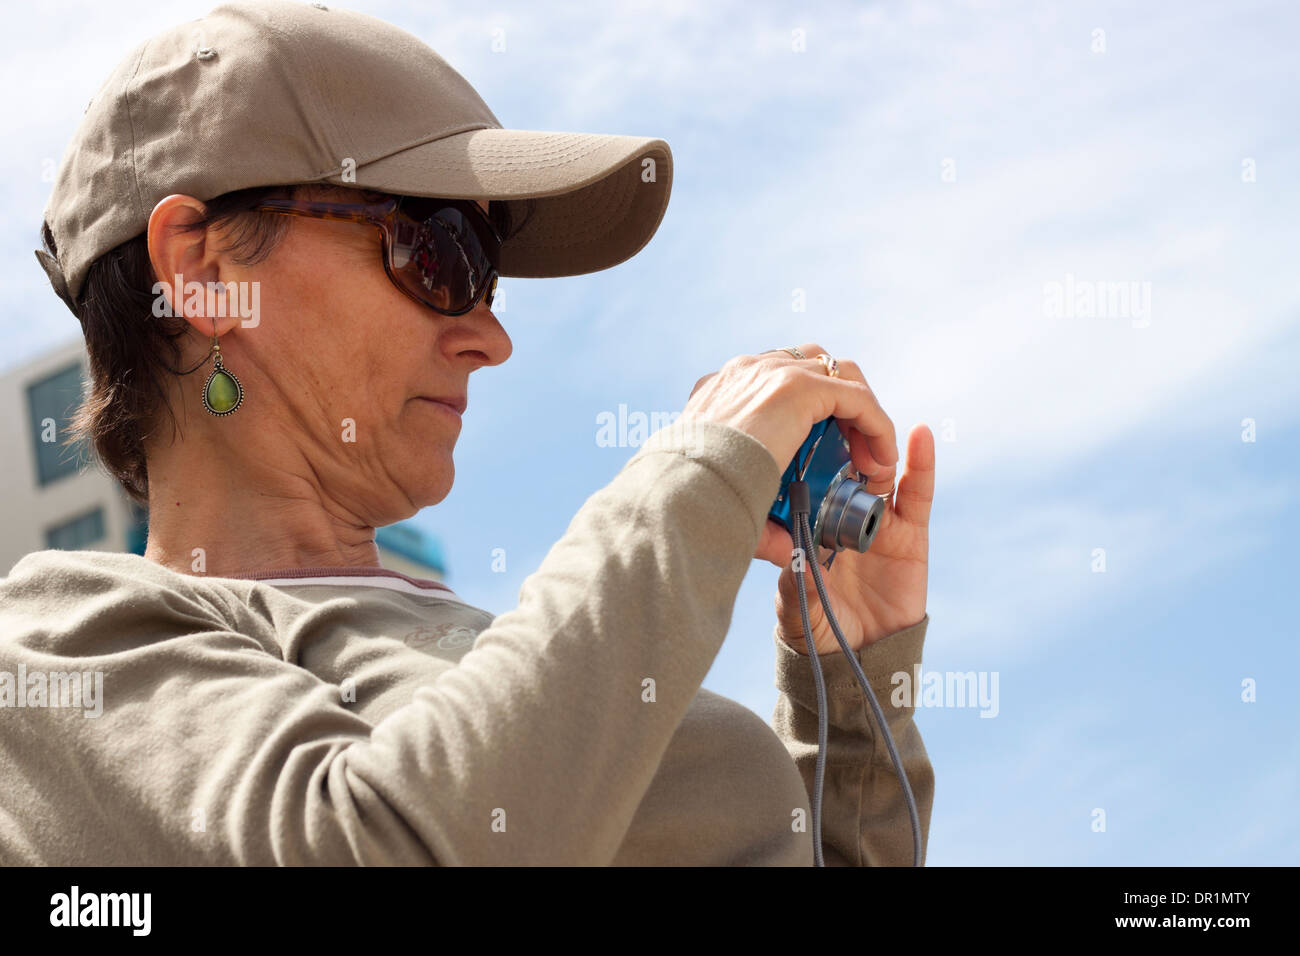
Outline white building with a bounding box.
[0,338,447,581]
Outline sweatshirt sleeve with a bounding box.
[770,614,935,866]
[0,418,783,866]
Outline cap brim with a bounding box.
[330,128,673,279]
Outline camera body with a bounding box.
[768,417,886,567]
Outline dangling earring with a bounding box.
[201,318,243,416]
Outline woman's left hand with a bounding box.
[757,420,935,657]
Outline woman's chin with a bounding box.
[409,461,455,507]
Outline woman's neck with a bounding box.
[141,437,385,579]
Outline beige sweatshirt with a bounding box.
[0,419,933,865]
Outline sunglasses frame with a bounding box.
[253,194,503,316]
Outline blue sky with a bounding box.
[2,0,1296,864]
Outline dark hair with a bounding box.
[41,184,299,506]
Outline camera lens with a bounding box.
[817,471,886,553]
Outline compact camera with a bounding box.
[768,417,886,567]
[766,416,920,868]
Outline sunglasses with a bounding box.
[254,194,503,316]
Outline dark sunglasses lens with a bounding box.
[389,200,498,313]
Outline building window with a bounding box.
[46,507,106,551]
[125,500,149,556]
[376,522,446,578]
[27,362,90,486]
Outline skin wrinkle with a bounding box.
[143,187,510,577]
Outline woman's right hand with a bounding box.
[680,344,900,560]
[682,343,898,480]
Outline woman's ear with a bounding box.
[147,194,242,337]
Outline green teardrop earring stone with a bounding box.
[204,367,241,414]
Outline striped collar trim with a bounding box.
[223,566,469,604]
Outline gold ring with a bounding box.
[815,353,839,378]
[777,346,805,359]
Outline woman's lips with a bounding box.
[416,396,465,419]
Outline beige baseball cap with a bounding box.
[36,0,673,310]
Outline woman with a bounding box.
[2,0,936,865]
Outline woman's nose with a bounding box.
[446,300,512,368]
